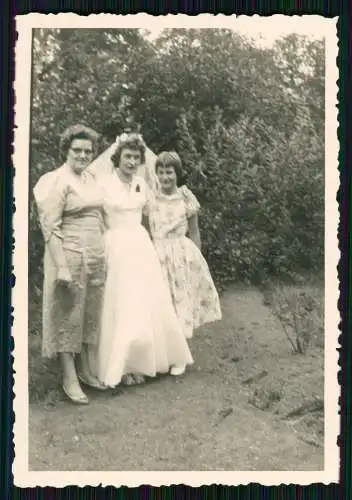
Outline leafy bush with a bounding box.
[265,285,324,354]
[29,28,324,294]
[177,104,323,290]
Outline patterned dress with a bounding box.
[147,186,222,339]
[33,164,106,358]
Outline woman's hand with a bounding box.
[56,266,72,286]
[55,266,75,311]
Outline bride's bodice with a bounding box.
[100,173,147,231]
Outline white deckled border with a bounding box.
[13,13,339,487]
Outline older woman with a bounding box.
[33,124,106,404]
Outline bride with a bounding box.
[93,132,193,388]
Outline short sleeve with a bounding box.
[182,186,200,217]
[33,170,67,243]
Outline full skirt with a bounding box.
[154,236,222,339]
[96,225,193,387]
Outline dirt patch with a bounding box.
[28,285,324,470]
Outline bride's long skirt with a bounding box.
[96,224,194,387]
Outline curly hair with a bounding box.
[111,133,146,168]
[155,151,183,184]
[59,124,100,160]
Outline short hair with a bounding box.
[155,151,183,184]
[59,124,100,160]
[110,132,146,168]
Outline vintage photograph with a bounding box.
[13,14,339,486]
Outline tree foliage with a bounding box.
[30,28,325,291]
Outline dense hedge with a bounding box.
[29,28,324,292]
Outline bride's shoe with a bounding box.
[122,374,136,386]
[170,364,186,376]
[132,373,146,385]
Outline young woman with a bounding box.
[33,124,107,405]
[146,151,222,373]
[95,134,193,388]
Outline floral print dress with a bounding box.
[147,186,222,339]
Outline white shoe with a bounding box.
[62,383,89,405]
[170,364,186,376]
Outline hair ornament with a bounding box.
[115,132,144,147]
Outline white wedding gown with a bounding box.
[96,173,193,387]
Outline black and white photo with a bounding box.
[13,13,339,487]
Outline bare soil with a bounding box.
[28,285,324,471]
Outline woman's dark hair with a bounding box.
[155,151,183,185]
[110,132,146,168]
[59,124,100,161]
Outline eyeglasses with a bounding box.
[70,147,93,155]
